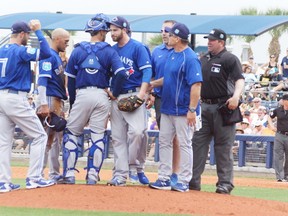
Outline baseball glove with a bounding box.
[118,95,144,112]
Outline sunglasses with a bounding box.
[270,56,275,58]
[160,26,171,33]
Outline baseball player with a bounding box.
[61,13,127,185]
[0,20,55,192]
[37,28,70,182]
[151,20,180,186]
[107,16,152,186]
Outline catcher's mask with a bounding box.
[44,112,67,132]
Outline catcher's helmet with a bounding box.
[84,13,110,33]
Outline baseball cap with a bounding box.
[11,21,31,34]
[169,22,190,40]
[241,118,250,125]
[108,16,130,30]
[244,110,250,116]
[204,28,226,41]
[282,94,288,100]
[254,121,262,127]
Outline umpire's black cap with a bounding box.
[204,28,226,41]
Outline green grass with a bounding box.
[201,184,288,202]
[0,207,190,216]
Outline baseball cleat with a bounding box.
[171,183,189,192]
[149,179,171,190]
[50,175,63,183]
[26,178,55,189]
[137,172,149,185]
[57,176,75,184]
[0,182,20,193]
[129,171,139,184]
[107,177,126,186]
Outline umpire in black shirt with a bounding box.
[189,29,244,194]
[268,94,288,182]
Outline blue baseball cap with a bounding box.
[107,16,130,31]
[11,21,31,34]
[170,22,190,40]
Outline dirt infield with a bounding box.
[1,167,288,215]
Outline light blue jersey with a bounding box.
[151,44,173,97]
[161,47,202,116]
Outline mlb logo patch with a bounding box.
[26,47,36,55]
[42,62,52,71]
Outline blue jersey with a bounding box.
[161,47,202,116]
[151,44,173,97]
[0,45,39,92]
[38,49,67,100]
[0,30,51,92]
[111,38,152,92]
[65,41,126,89]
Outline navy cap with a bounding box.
[204,28,226,41]
[170,22,190,40]
[11,21,31,34]
[108,16,130,30]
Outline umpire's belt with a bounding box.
[277,131,288,136]
[201,96,230,104]
[121,87,140,94]
[0,89,27,96]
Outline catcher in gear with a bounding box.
[118,95,144,112]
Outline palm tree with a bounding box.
[239,8,288,61]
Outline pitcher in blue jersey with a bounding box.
[0,20,55,192]
[61,13,127,185]
[37,28,70,183]
[107,16,152,186]
[149,22,202,192]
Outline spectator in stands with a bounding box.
[248,55,258,75]
[260,54,282,75]
[249,97,262,119]
[267,94,288,182]
[251,106,268,127]
[280,48,288,78]
[240,118,252,134]
[243,64,258,92]
[252,121,264,135]
[252,68,274,100]
[243,110,252,124]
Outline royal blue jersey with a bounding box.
[161,47,202,116]
[111,38,152,92]
[65,41,126,89]
[38,49,67,100]
[151,44,173,97]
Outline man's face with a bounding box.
[21,32,30,46]
[161,22,174,45]
[109,25,124,42]
[57,35,70,52]
[207,39,224,55]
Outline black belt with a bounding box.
[201,97,228,104]
[277,131,288,136]
[121,87,140,94]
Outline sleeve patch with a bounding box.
[26,47,36,54]
[42,62,52,71]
